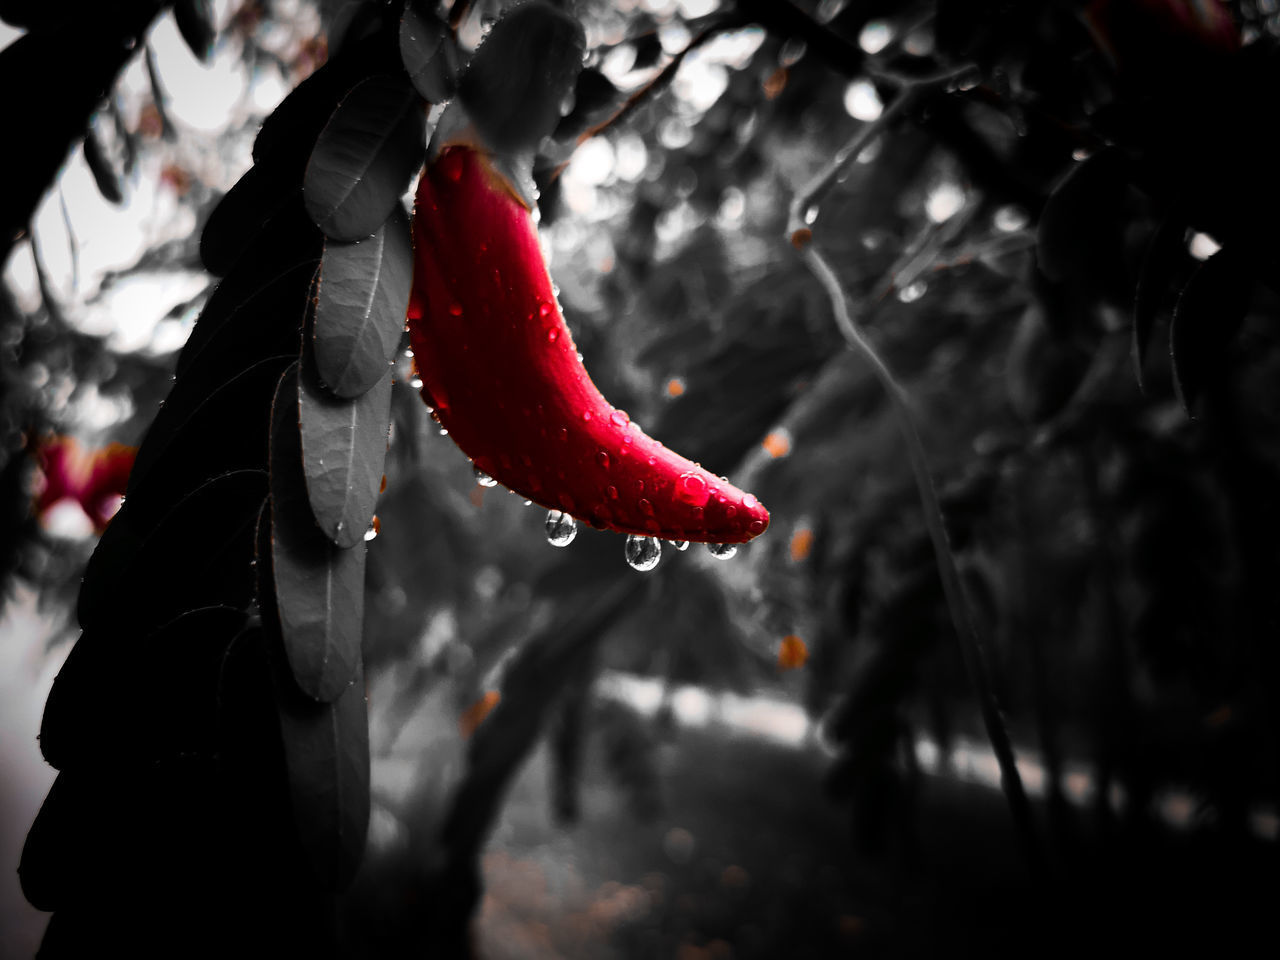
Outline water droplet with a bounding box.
[545,509,577,547]
[675,472,709,506]
[581,410,592,422]
[364,516,381,541]
[607,485,619,500]
[548,329,559,343]
[725,506,737,519]
[437,425,449,436]
[747,519,766,535]
[448,301,463,316]
[523,499,533,506]
[639,498,654,515]
[610,410,630,427]
[597,451,610,469]
[897,281,927,303]
[625,534,661,572]
[474,466,498,487]
[410,377,423,389]
[539,301,553,318]
[403,347,414,358]
[672,540,690,551]
[576,351,584,362]
[492,268,502,287]
[559,427,569,442]
[743,493,759,509]
[707,542,738,560]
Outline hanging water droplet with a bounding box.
[545,509,577,547]
[672,540,690,551]
[410,377,423,389]
[403,347,414,358]
[364,516,381,541]
[576,352,584,362]
[523,499,533,506]
[474,466,498,487]
[707,542,738,560]
[624,534,661,572]
[437,425,449,436]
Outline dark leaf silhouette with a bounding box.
[274,656,370,889]
[303,74,426,241]
[78,470,266,633]
[125,352,298,507]
[183,194,320,381]
[171,260,314,403]
[253,32,390,177]
[1170,245,1256,412]
[82,124,123,204]
[458,0,586,156]
[400,0,456,103]
[269,364,366,701]
[173,0,215,62]
[299,357,392,548]
[1132,214,1188,388]
[40,606,248,770]
[313,203,411,398]
[1036,148,1129,286]
[199,167,297,277]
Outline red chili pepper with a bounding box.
[406,144,769,546]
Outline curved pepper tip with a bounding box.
[408,144,770,546]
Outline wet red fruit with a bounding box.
[406,144,769,544]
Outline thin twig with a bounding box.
[800,243,1046,880]
[575,19,739,148]
[789,63,978,234]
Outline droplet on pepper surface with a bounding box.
[675,472,709,506]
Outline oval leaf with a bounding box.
[303,74,427,241]
[126,353,299,507]
[78,470,267,634]
[41,607,248,771]
[313,204,411,398]
[459,0,586,156]
[174,0,216,63]
[269,364,367,701]
[1170,245,1256,413]
[183,195,320,375]
[299,358,392,548]
[199,166,296,276]
[400,0,457,103]
[274,656,370,890]
[82,124,123,204]
[253,32,389,175]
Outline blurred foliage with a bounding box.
[6,0,1280,955]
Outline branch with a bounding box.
[799,242,1046,880]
